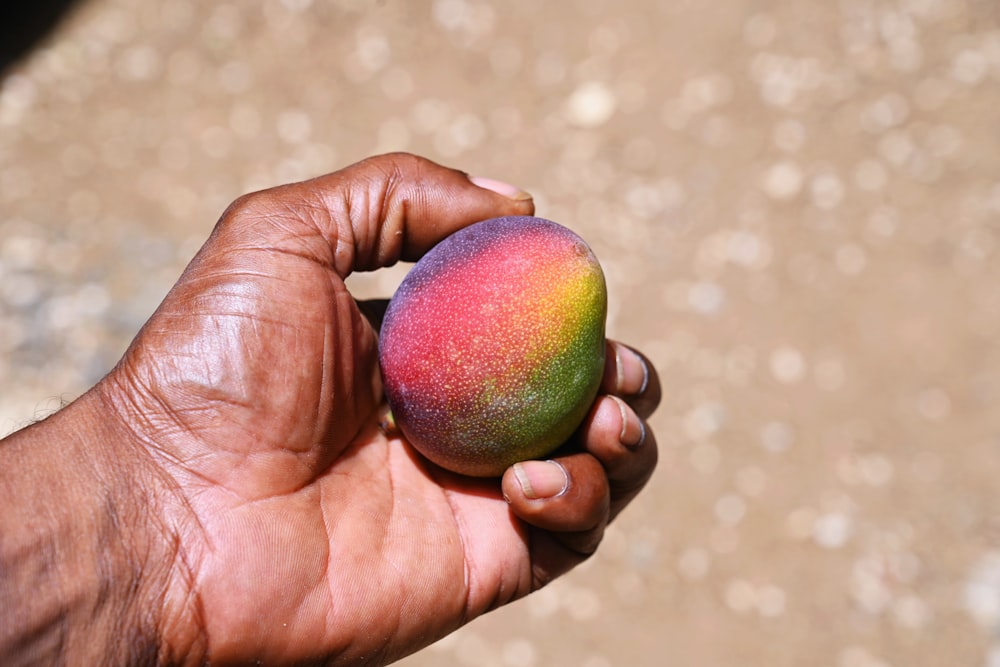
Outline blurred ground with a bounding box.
[2,0,1000,665]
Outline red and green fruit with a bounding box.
[378,215,607,477]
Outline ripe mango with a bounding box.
[378,215,607,477]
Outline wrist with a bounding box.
[0,388,195,666]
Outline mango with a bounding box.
[378,215,607,477]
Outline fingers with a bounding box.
[502,455,610,557]
[324,153,535,270]
[501,396,658,585]
[505,392,658,530]
[503,339,660,583]
[577,395,658,520]
[601,340,661,419]
[581,341,660,518]
[216,153,535,278]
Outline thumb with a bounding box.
[213,152,535,277]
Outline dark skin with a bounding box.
[0,153,661,666]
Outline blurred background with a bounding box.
[2,0,999,665]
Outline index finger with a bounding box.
[287,152,536,275]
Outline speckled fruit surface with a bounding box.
[378,216,607,477]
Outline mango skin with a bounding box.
[378,215,608,478]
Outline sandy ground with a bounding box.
[2,0,1000,665]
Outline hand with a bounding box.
[0,153,660,666]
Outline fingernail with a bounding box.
[513,460,569,499]
[615,344,650,396]
[611,395,646,448]
[468,175,533,201]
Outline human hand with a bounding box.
[0,153,660,666]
